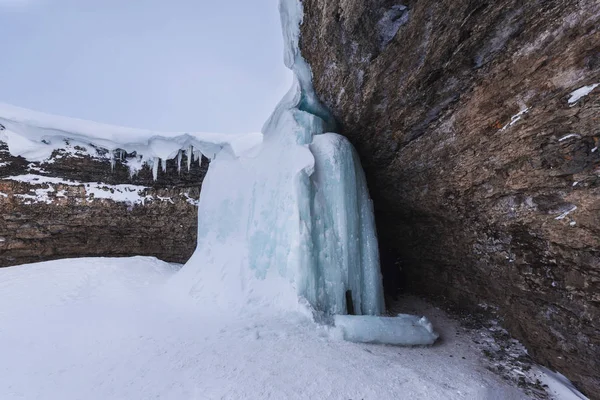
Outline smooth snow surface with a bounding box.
[0,257,532,400]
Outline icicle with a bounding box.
[110,151,116,171]
[176,150,182,174]
[187,145,193,172]
[152,157,159,181]
[161,157,167,173]
[194,150,202,165]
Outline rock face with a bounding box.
[300,0,600,396]
[0,141,206,267]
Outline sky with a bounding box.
[0,0,292,133]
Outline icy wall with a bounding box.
[168,0,437,344]
[174,0,386,317]
[299,0,600,396]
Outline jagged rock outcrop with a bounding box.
[300,0,600,396]
[0,141,206,267]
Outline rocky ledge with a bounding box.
[300,0,600,396]
[0,141,206,267]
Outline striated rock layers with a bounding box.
[300,0,600,396]
[0,141,206,267]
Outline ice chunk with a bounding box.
[334,314,439,346]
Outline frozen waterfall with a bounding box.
[172,0,386,318]
[0,0,438,346]
[173,0,437,345]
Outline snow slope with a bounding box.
[0,257,531,400]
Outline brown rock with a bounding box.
[0,141,206,267]
[300,0,600,396]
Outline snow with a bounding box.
[183,192,199,206]
[555,205,577,220]
[15,186,55,204]
[567,83,599,104]
[3,174,174,205]
[502,107,529,130]
[0,102,262,176]
[558,133,581,142]
[533,367,589,400]
[0,257,534,400]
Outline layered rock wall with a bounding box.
[300,0,600,396]
[0,142,205,267]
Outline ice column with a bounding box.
[173,0,386,318]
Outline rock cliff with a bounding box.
[300,0,600,396]
[0,141,205,267]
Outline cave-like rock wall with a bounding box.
[300,0,600,396]
[0,141,205,267]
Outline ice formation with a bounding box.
[171,0,388,317]
[0,0,437,345]
[0,102,262,178]
[175,0,437,345]
[334,314,437,346]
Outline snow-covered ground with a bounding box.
[0,257,541,400]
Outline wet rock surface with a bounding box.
[0,141,206,267]
[300,0,600,396]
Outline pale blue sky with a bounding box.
[0,0,291,133]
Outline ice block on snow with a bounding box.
[334,314,439,346]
